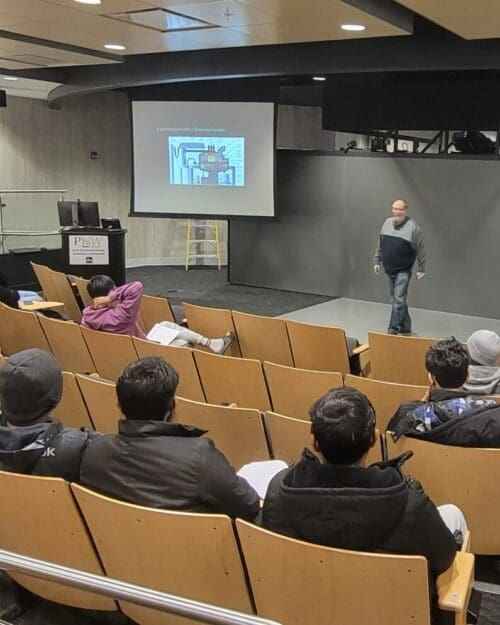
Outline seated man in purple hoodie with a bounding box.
[82,275,233,354]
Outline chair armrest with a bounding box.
[352,344,369,356]
[437,551,474,613]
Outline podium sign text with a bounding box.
[69,234,109,265]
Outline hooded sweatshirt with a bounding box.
[0,419,93,482]
[464,365,500,395]
[81,281,146,339]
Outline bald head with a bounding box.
[391,199,407,225]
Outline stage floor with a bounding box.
[280,297,500,344]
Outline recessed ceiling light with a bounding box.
[2,76,18,81]
[104,44,126,51]
[313,76,326,81]
[75,0,102,5]
[341,24,366,32]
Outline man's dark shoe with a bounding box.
[387,329,398,335]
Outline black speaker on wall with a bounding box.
[0,90,6,107]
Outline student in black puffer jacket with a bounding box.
[263,387,466,621]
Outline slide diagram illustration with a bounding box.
[168,137,245,186]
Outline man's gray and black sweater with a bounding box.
[374,217,426,274]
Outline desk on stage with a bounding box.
[60,227,127,286]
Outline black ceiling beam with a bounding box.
[40,30,500,107]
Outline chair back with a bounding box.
[0,471,114,610]
[73,276,93,308]
[76,374,121,434]
[194,350,271,411]
[52,372,95,430]
[48,268,82,323]
[236,519,430,625]
[265,411,382,466]
[387,435,500,554]
[183,302,241,357]
[133,338,205,401]
[345,374,427,432]
[39,315,96,373]
[0,303,17,355]
[286,320,351,374]
[232,310,293,366]
[175,397,270,468]
[140,295,175,333]
[30,262,59,301]
[81,326,138,381]
[264,361,343,420]
[4,306,51,353]
[72,485,253,625]
[368,332,437,385]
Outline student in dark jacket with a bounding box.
[80,356,260,520]
[263,387,462,575]
[0,349,94,481]
[0,271,19,309]
[388,338,500,446]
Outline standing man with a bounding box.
[373,199,426,335]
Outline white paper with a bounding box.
[237,460,288,499]
[146,323,180,346]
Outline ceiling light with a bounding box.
[313,76,326,81]
[341,24,366,32]
[104,44,126,51]
[2,76,18,81]
[75,0,102,5]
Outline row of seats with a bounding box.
[30,262,443,385]
[30,262,365,374]
[0,468,472,625]
[15,363,496,555]
[0,302,454,421]
[0,307,440,426]
[47,371,382,466]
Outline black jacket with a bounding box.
[0,285,19,309]
[80,420,260,520]
[0,419,93,482]
[388,389,500,447]
[262,450,456,577]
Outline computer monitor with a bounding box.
[78,202,100,227]
[57,200,100,228]
[58,201,79,227]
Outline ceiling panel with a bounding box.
[0,59,40,69]
[45,0,153,13]
[0,0,410,63]
[0,37,116,68]
[396,0,500,40]
[168,1,276,27]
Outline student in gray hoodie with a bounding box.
[463,330,500,396]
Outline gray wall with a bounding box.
[230,151,500,319]
[0,97,330,265]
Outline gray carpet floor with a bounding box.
[126,265,332,322]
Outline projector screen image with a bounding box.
[168,136,245,187]
[132,101,275,218]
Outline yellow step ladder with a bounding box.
[185,219,221,271]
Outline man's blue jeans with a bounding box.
[385,270,411,333]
